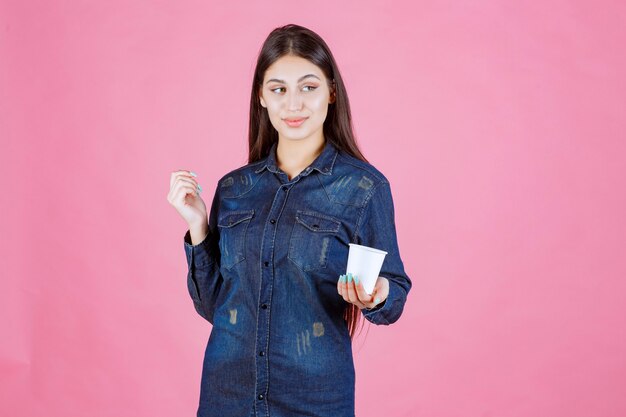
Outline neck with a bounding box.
[276,136,325,173]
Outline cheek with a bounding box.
[265,102,282,118]
[308,94,327,108]
[309,96,329,118]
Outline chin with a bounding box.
[281,131,311,141]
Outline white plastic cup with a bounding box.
[346,243,388,295]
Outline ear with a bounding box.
[259,88,266,108]
[329,80,337,104]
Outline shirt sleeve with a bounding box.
[183,181,222,324]
[354,180,412,325]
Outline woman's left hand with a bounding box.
[337,273,389,310]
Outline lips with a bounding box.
[284,117,307,127]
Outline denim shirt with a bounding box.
[183,139,412,417]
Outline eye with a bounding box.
[270,87,285,94]
[303,85,317,92]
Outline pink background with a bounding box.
[1,1,625,416]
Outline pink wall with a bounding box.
[1,1,625,416]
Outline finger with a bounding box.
[346,273,366,309]
[368,289,383,309]
[353,275,378,309]
[353,275,375,306]
[337,274,343,296]
[170,173,198,194]
[338,274,349,302]
[172,169,197,177]
[176,174,199,190]
[173,185,198,206]
[367,277,388,308]
[171,170,186,189]
[168,177,200,203]
[170,170,198,189]
[173,183,200,205]
[373,276,390,301]
[340,275,355,305]
[345,273,356,302]
[175,176,200,193]
[172,178,202,202]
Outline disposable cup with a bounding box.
[346,243,387,295]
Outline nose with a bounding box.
[287,90,303,112]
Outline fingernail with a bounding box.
[347,273,352,283]
[354,275,359,284]
[197,184,203,191]
[375,297,381,304]
[339,274,345,283]
[190,171,197,177]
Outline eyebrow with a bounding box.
[265,74,321,85]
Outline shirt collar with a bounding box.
[254,140,338,177]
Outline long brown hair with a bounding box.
[247,24,369,341]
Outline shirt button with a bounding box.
[261,304,268,309]
[264,261,269,267]
[258,394,264,400]
[270,219,276,224]
[259,351,265,356]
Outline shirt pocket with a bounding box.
[288,210,341,272]
[217,209,255,270]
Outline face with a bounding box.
[259,54,335,144]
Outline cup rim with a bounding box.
[348,243,388,255]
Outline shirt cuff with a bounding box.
[183,229,214,267]
[364,296,387,312]
[361,278,401,325]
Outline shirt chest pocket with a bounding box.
[217,209,255,270]
[288,210,341,272]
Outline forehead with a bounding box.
[263,55,325,81]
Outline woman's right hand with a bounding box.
[168,170,208,232]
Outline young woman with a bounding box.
[168,24,411,417]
